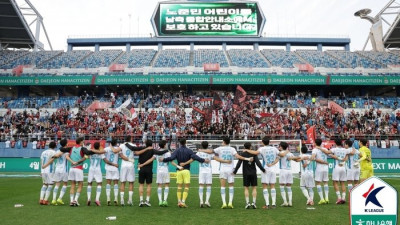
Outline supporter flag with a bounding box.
[218,109,223,123]
[185,113,192,124]
[255,112,273,124]
[306,125,316,145]
[213,92,223,109]
[118,99,137,119]
[233,85,247,109]
[211,110,217,124]
[328,101,344,114]
[193,107,205,115]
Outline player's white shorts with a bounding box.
[279,169,293,184]
[53,172,68,183]
[120,166,135,183]
[68,168,84,182]
[261,170,276,184]
[88,169,102,183]
[346,169,360,181]
[315,169,329,182]
[42,173,54,184]
[332,167,347,181]
[300,172,315,188]
[106,170,119,180]
[219,169,234,183]
[199,172,212,185]
[156,171,170,184]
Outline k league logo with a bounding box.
[350,177,398,225]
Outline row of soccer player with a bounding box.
[38,136,372,209]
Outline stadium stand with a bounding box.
[227,49,269,68]
[0,50,28,66]
[116,49,157,68]
[296,50,348,68]
[261,49,304,68]
[75,50,122,68]
[38,50,91,69]
[193,49,229,67]
[0,51,62,69]
[153,49,190,67]
[327,50,383,69]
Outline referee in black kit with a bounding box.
[233,142,265,209]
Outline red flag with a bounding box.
[193,107,205,115]
[213,92,223,109]
[233,85,247,109]
[306,125,316,145]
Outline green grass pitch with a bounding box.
[0,174,399,225]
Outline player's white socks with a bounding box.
[317,185,324,200]
[271,188,276,206]
[40,185,47,200]
[140,196,144,202]
[74,192,80,202]
[308,188,314,201]
[120,192,125,203]
[220,187,226,205]
[70,193,74,202]
[336,191,341,199]
[53,186,59,201]
[263,189,269,206]
[59,185,66,200]
[301,186,310,200]
[245,196,249,204]
[287,187,292,204]
[113,184,119,201]
[106,184,111,201]
[280,186,287,204]
[341,192,346,201]
[198,187,204,204]
[348,184,353,192]
[205,186,211,203]
[228,187,234,205]
[129,191,133,202]
[45,185,53,201]
[164,187,169,201]
[96,186,102,201]
[158,187,163,202]
[324,184,329,200]
[146,196,150,202]
[87,186,92,201]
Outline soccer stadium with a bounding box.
[0,0,399,224]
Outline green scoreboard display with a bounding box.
[151,1,265,37]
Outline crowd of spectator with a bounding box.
[1,90,400,143]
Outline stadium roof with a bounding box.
[384,16,400,48]
[0,0,35,49]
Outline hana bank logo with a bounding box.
[362,183,385,212]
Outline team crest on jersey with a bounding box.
[350,177,398,225]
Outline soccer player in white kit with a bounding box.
[39,141,57,205]
[278,141,300,207]
[192,141,230,208]
[87,142,106,206]
[200,137,252,209]
[299,146,315,206]
[311,138,331,205]
[114,136,150,206]
[330,139,351,204]
[155,140,172,207]
[104,138,121,206]
[244,137,281,209]
[49,139,70,205]
[346,140,361,192]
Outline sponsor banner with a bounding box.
[350,177,398,225]
[213,75,267,84]
[266,75,326,85]
[330,76,400,86]
[327,158,400,174]
[149,75,209,84]
[0,76,93,86]
[95,76,149,85]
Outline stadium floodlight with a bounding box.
[355,8,384,52]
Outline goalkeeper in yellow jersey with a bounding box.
[356,139,374,182]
